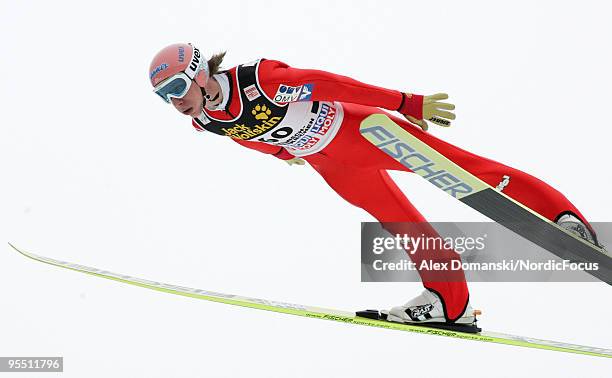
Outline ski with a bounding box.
[359,114,612,284]
[9,243,612,358]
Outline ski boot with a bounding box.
[556,213,604,249]
[357,289,482,333]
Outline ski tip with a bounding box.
[7,242,31,259]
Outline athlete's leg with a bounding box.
[384,111,592,229]
[324,103,593,231]
[303,154,469,321]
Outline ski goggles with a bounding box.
[153,72,193,103]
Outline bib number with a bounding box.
[257,126,294,143]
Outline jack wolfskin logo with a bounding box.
[252,104,272,120]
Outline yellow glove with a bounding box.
[285,157,306,166]
[404,93,456,131]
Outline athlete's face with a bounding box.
[170,80,204,118]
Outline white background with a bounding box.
[2,0,611,376]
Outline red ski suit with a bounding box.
[194,59,589,321]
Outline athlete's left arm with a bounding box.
[231,138,295,160]
[258,59,406,110]
[258,59,455,129]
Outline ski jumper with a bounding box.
[191,59,591,321]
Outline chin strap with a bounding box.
[200,86,226,112]
[200,86,214,110]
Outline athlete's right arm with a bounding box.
[191,118,295,160]
[231,138,295,160]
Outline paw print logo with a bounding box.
[252,104,272,120]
